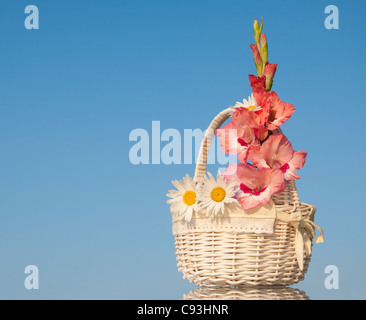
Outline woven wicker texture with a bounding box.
[172,107,319,287]
[183,286,309,300]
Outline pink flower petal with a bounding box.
[221,163,241,183]
[267,93,296,130]
[248,134,294,170]
[249,75,266,92]
[216,122,244,155]
[254,91,295,130]
[280,163,290,173]
[240,183,253,194]
[264,134,294,169]
[232,165,286,210]
[284,150,307,180]
[239,186,272,210]
[238,149,249,163]
[247,145,269,168]
[268,169,287,194]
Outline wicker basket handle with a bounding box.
[193,107,233,184]
[193,107,301,208]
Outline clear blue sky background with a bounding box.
[0,0,365,300]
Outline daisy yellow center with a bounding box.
[210,187,226,202]
[246,105,255,111]
[183,190,196,206]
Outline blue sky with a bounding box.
[0,0,365,299]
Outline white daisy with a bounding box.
[167,174,198,222]
[232,93,262,112]
[197,172,240,217]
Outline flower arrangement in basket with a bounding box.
[167,19,324,287]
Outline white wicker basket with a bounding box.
[171,107,323,287]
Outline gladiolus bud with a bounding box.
[253,19,259,30]
[253,19,260,44]
[262,63,277,91]
[250,44,261,65]
[250,44,263,76]
[260,33,268,65]
[260,33,267,46]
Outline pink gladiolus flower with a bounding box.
[248,133,307,180]
[234,93,270,128]
[254,90,295,130]
[216,107,270,163]
[249,75,266,92]
[216,122,249,162]
[222,163,286,210]
[231,107,261,136]
[217,107,264,163]
[254,103,270,129]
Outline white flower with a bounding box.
[167,174,198,222]
[232,93,262,112]
[196,172,240,217]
